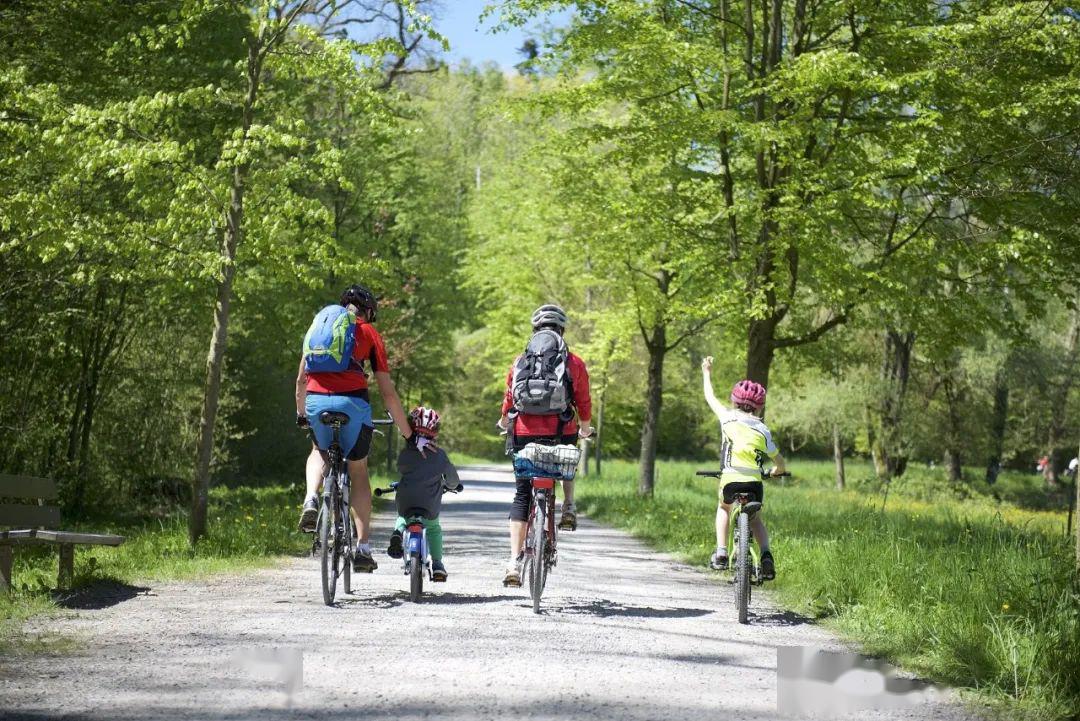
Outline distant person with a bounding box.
[497,304,592,587]
[1067,457,1079,484]
[294,284,421,574]
[701,357,785,581]
[386,406,460,582]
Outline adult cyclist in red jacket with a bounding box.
[498,304,592,587]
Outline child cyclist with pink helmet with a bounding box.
[701,357,787,580]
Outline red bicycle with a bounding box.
[513,443,580,614]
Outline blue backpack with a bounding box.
[303,305,357,373]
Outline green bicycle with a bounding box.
[697,468,789,624]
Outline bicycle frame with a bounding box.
[727,496,761,581]
[526,478,558,567]
[402,518,430,576]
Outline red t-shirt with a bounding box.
[501,351,592,436]
[305,320,390,394]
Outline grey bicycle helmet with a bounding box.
[531,304,568,331]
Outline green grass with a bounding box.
[577,458,1080,721]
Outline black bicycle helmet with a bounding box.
[340,284,378,322]
[531,304,568,331]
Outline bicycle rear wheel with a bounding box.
[735,511,751,624]
[528,499,548,614]
[342,518,353,595]
[319,501,337,606]
[409,551,423,603]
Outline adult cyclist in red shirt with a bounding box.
[294,284,419,573]
[497,304,592,587]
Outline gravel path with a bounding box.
[0,466,976,720]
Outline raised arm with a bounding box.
[701,356,727,418]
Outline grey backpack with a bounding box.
[511,329,572,415]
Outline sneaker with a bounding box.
[502,556,522,587]
[353,548,378,573]
[760,551,776,581]
[431,559,448,582]
[709,551,729,571]
[297,497,318,533]
[558,507,578,531]
[387,530,403,559]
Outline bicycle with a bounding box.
[696,468,790,624]
[511,442,581,614]
[308,410,355,607]
[374,480,463,603]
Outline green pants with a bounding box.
[395,516,444,561]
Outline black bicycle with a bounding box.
[310,410,355,606]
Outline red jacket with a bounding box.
[306,320,390,394]
[501,351,591,436]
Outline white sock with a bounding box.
[358,543,372,554]
[305,492,318,504]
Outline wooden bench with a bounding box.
[0,473,125,593]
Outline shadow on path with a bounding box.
[56,581,152,610]
[548,598,714,619]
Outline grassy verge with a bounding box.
[576,458,1080,721]
[1,478,386,653]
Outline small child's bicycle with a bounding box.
[696,468,789,624]
[374,481,462,603]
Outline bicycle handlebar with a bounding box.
[697,469,792,479]
[375,481,464,497]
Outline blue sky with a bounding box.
[433,1,572,69]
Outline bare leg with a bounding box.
[560,479,575,508]
[715,501,731,552]
[305,446,325,497]
[509,520,527,560]
[348,458,372,544]
[750,514,770,553]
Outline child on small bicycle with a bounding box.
[701,357,786,580]
[386,406,460,581]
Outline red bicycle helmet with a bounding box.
[409,406,441,438]
[730,380,766,411]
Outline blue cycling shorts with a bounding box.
[305,393,374,460]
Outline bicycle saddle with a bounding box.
[319,411,351,426]
[743,501,763,515]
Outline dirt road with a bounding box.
[0,467,974,720]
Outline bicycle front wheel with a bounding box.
[735,511,751,624]
[528,500,548,614]
[319,502,337,606]
[409,552,423,603]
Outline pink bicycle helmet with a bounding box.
[730,380,766,411]
[409,406,441,438]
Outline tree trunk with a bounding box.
[190,37,261,546]
[873,329,915,481]
[1046,304,1080,488]
[1075,452,1080,572]
[595,387,605,477]
[745,316,777,387]
[638,328,666,497]
[833,422,845,490]
[942,369,965,483]
[987,366,1008,484]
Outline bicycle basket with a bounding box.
[513,443,581,481]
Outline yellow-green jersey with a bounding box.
[717,408,778,482]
